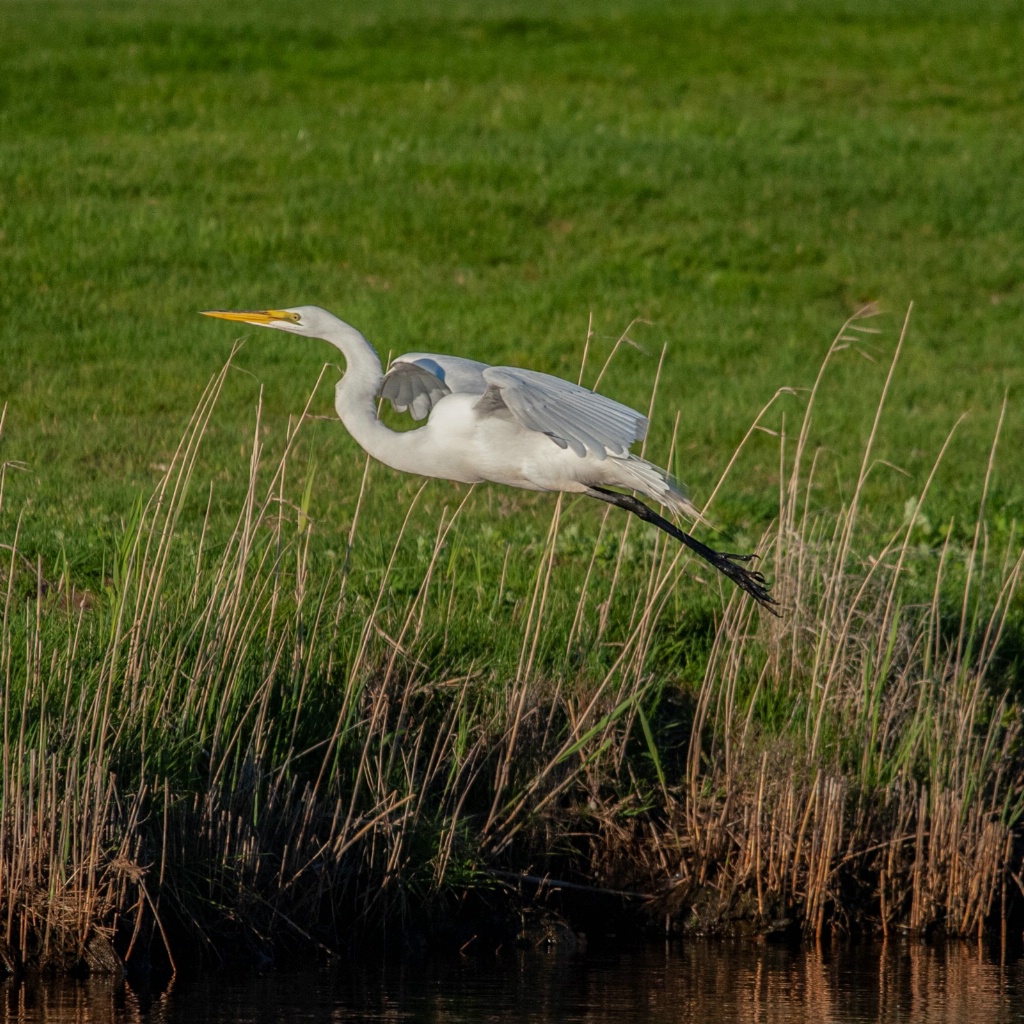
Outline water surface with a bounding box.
[3,940,1023,1023]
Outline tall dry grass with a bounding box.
[0,347,680,973]
[659,307,1024,938]
[0,309,1021,974]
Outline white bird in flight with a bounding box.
[202,305,773,610]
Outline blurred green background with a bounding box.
[2,0,1022,582]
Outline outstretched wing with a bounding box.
[478,366,648,460]
[378,353,491,421]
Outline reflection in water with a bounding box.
[1,940,1023,1023]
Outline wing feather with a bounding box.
[381,352,648,460]
[392,354,490,395]
[478,366,648,459]
[378,361,451,421]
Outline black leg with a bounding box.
[585,487,778,614]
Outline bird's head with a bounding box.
[202,304,379,372]
[201,305,335,338]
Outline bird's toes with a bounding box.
[722,551,760,564]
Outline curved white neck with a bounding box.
[321,317,384,401]
[320,317,433,474]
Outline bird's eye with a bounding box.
[286,312,302,323]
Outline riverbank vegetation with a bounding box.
[1,307,1022,973]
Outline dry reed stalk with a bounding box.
[666,306,1024,938]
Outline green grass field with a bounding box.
[2,1,1024,965]
[3,0,1023,585]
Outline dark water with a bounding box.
[4,941,1024,1023]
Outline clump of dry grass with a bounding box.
[651,307,1024,937]
[0,349,675,974]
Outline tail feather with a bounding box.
[611,457,710,527]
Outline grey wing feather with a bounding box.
[378,361,452,421]
[478,366,648,459]
[392,353,491,396]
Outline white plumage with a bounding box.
[202,304,774,610]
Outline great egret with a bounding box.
[202,306,774,610]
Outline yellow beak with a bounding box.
[200,309,293,325]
